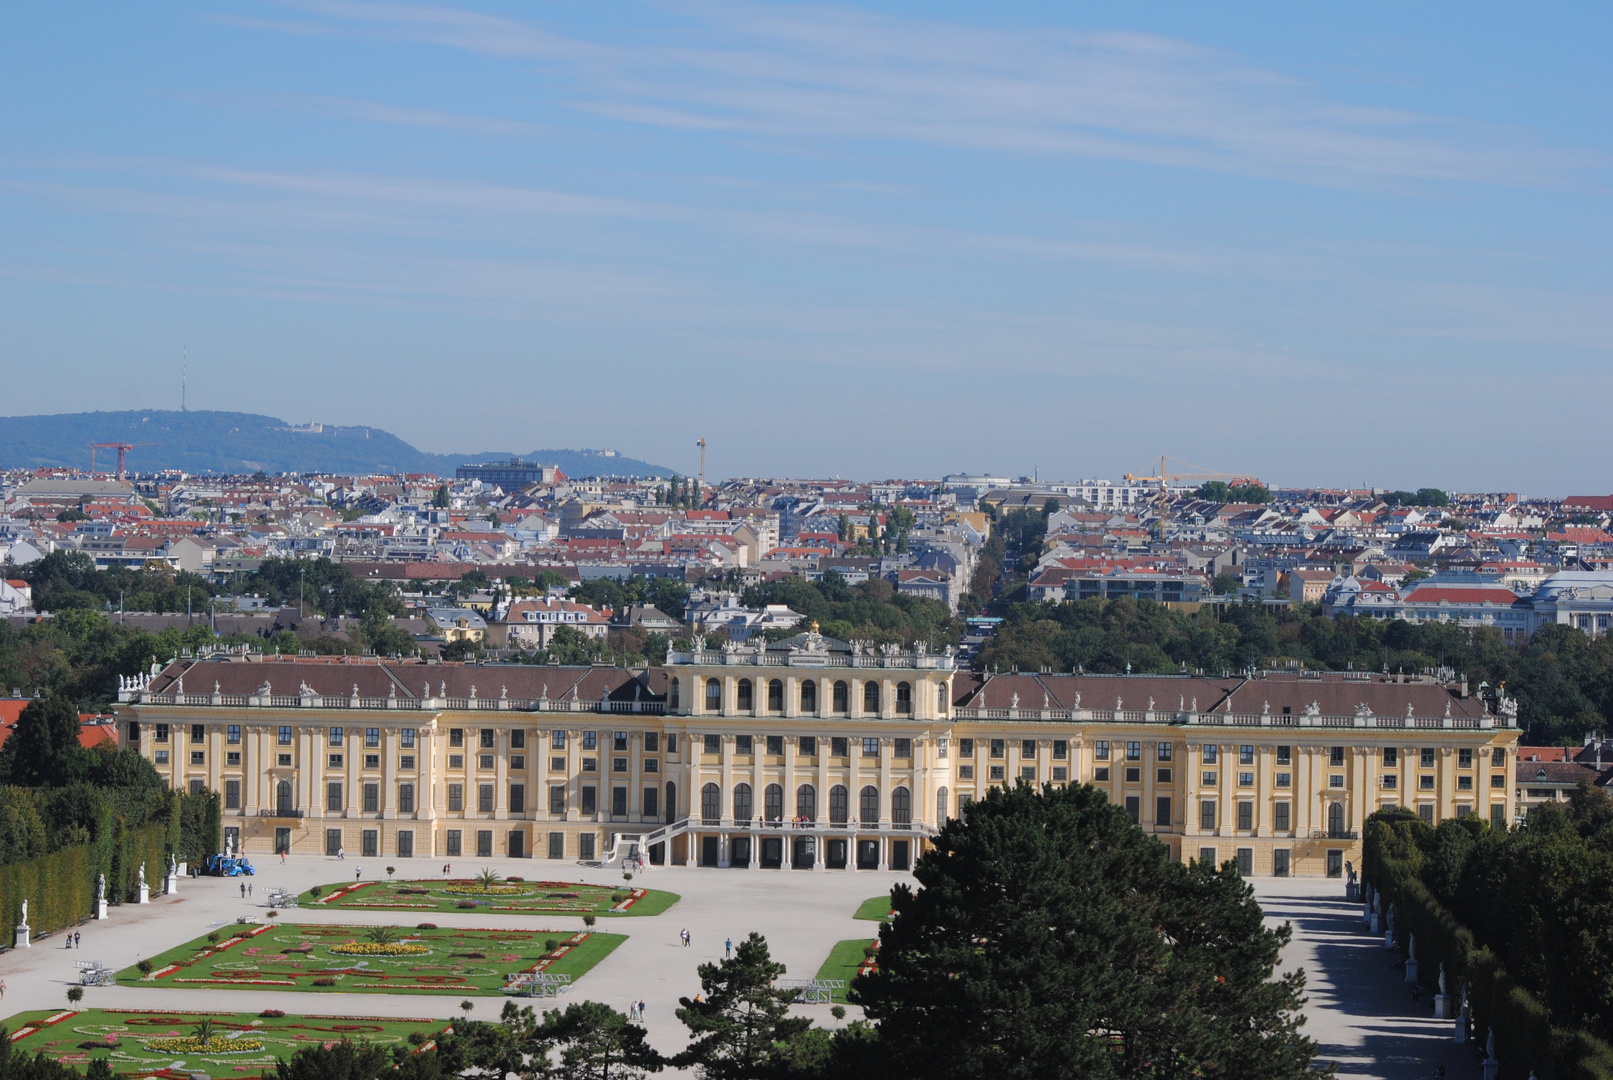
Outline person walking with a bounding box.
[74,932,81,948]
[0,979,6,998]
[638,1000,646,1022]
[280,850,287,865]
[725,937,732,958]
[355,866,363,881]
[241,881,247,899]
[337,846,345,861]
[248,883,253,898]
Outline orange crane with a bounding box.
[90,442,156,481]
[1123,455,1262,538]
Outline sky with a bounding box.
[2,2,1610,495]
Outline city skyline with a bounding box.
[3,3,1610,491]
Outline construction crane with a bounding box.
[1123,455,1262,539]
[90,442,156,481]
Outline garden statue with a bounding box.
[1439,963,1446,996]
[138,863,145,887]
[19,900,26,926]
[95,873,105,903]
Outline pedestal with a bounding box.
[1383,929,1394,949]
[1454,1007,1468,1044]
[1434,994,1451,1019]
[1405,959,1419,985]
[1345,882,1359,902]
[95,900,108,920]
[166,874,179,896]
[138,884,150,905]
[1483,1056,1499,1080]
[14,925,28,948]
[1369,914,1380,935]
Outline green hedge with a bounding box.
[1373,855,1613,1080]
[0,821,170,944]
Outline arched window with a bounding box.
[860,785,880,825]
[800,680,817,714]
[734,783,753,823]
[764,783,784,824]
[737,679,753,711]
[829,785,849,824]
[832,681,849,714]
[701,783,721,825]
[277,780,293,815]
[705,678,720,711]
[668,678,680,710]
[936,786,949,824]
[1328,802,1345,837]
[767,679,783,713]
[863,681,880,715]
[895,682,912,715]
[892,787,911,829]
[796,784,816,823]
[665,781,677,819]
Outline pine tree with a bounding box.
[0,695,83,787]
[674,932,812,1079]
[539,1001,660,1079]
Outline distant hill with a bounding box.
[0,410,673,479]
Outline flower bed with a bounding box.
[144,1036,264,1053]
[301,878,679,917]
[443,884,528,896]
[329,942,430,956]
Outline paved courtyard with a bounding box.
[0,858,1481,1077]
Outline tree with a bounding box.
[852,783,1317,1080]
[273,1040,392,1080]
[0,695,84,787]
[539,1001,662,1079]
[674,932,813,1080]
[432,484,451,509]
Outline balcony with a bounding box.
[258,808,305,819]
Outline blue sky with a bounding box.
[2,3,1609,493]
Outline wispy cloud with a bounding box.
[238,0,1594,187]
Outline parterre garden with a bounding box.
[1,1008,448,1076]
[116,922,625,995]
[299,876,679,917]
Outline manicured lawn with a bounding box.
[0,1007,449,1075]
[116,922,625,996]
[299,877,680,917]
[813,939,877,1002]
[853,895,892,921]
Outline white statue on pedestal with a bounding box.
[18,900,26,927]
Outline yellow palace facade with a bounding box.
[115,630,1519,878]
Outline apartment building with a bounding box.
[114,635,1518,878]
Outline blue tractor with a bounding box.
[203,854,256,877]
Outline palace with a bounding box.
[114,629,1520,878]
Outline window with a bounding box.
[891,787,911,827]
[397,830,413,858]
[1239,771,1254,787]
[1203,771,1217,786]
[1200,801,1216,830]
[225,780,240,809]
[1492,748,1506,767]
[448,784,463,812]
[706,678,721,710]
[1459,748,1473,768]
[446,830,462,857]
[227,724,241,745]
[450,755,465,769]
[614,731,629,751]
[765,783,784,823]
[1274,802,1290,832]
[450,728,465,747]
[860,786,880,824]
[402,728,417,748]
[578,833,595,861]
[277,753,292,767]
[734,783,753,822]
[801,680,817,713]
[732,734,752,755]
[1053,767,1067,782]
[704,734,721,755]
[1237,801,1253,831]
[667,734,677,754]
[766,735,784,755]
[833,681,849,713]
[477,830,493,857]
[895,682,912,715]
[989,739,1005,759]
[768,680,783,712]
[327,782,343,811]
[476,754,492,770]
[1157,742,1172,761]
[480,728,495,749]
[583,731,597,750]
[1201,745,1217,764]
[1053,740,1068,760]
[227,751,240,766]
[550,783,567,815]
[1458,776,1473,790]
[399,783,415,813]
[1327,746,1344,767]
[551,730,567,750]
[1094,767,1109,782]
[894,738,912,758]
[190,723,205,743]
[1276,772,1291,788]
[1021,766,1036,781]
[1240,745,1254,765]
[367,728,381,748]
[1421,748,1436,768]
[960,738,975,757]
[863,738,880,757]
[1418,804,1434,825]
[1124,796,1140,823]
[279,726,293,746]
[189,779,205,796]
[154,750,170,765]
[1330,775,1345,788]
[959,765,975,779]
[581,787,597,815]
[1276,745,1290,765]
[366,754,381,770]
[1273,849,1290,877]
[362,830,378,858]
[737,679,753,711]
[507,755,520,770]
[1420,775,1436,790]
[1020,739,1036,759]
[476,783,493,812]
[363,784,379,813]
[401,755,416,770]
[643,786,659,818]
[612,757,628,773]
[509,783,525,812]
[1126,741,1142,761]
[154,724,169,743]
[190,751,205,765]
[800,736,817,757]
[613,787,629,816]
[797,784,817,822]
[1383,747,1399,767]
[1155,797,1171,827]
[863,681,880,714]
[1152,768,1169,784]
[1383,775,1398,789]
[1491,775,1505,788]
[644,732,659,752]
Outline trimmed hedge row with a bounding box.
[0,822,170,944]
[1374,856,1613,1080]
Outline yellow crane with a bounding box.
[1123,455,1263,539]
